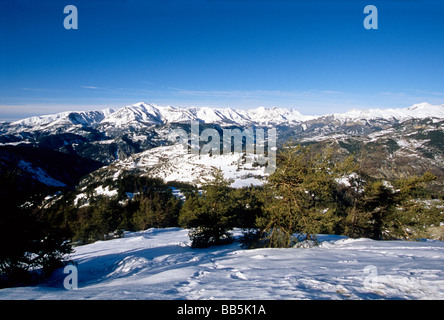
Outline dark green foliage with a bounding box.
[131,192,181,230]
[179,169,237,248]
[254,144,342,247]
[40,174,184,245]
[231,186,264,229]
[387,172,439,240]
[347,180,396,240]
[0,172,73,288]
[70,197,125,243]
[0,206,73,288]
[338,139,362,155]
[385,139,400,154]
[412,130,444,151]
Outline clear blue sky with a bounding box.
[1,0,444,120]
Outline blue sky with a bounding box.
[1,0,444,120]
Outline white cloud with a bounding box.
[81,85,102,90]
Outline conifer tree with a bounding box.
[343,171,438,240]
[388,171,438,240]
[0,198,72,288]
[179,168,236,248]
[256,144,339,247]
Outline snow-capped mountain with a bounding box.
[332,102,444,123]
[1,101,443,186]
[7,109,114,133]
[236,106,315,125]
[96,103,313,127]
[2,101,443,135]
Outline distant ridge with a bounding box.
[5,102,444,130]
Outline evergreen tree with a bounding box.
[359,180,396,240]
[231,186,264,229]
[132,192,181,230]
[342,171,438,240]
[0,199,72,288]
[179,168,236,248]
[388,172,438,240]
[256,144,339,247]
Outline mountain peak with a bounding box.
[408,102,434,110]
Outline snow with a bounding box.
[334,103,444,123]
[111,144,268,188]
[156,105,197,123]
[10,110,109,129]
[17,160,66,187]
[4,102,444,137]
[230,177,264,188]
[94,185,118,197]
[101,103,162,127]
[243,106,315,124]
[73,193,87,206]
[194,107,229,124]
[1,228,443,300]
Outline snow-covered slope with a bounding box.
[8,109,114,132]
[1,228,443,300]
[101,103,314,127]
[332,102,444,123]
[101,103,162,128]
[90,143,267,188]
[236,106,315,125]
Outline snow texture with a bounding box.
[1,228,443,300]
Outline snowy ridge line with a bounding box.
[5,102,444,129]
[10,109,114,127]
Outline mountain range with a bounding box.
[1,102,443,202]
[3,101,444,130]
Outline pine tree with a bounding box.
[132,192,181,230]
[256,144,339,248]
[0,200,72,288]
[388,172,438,240]
[179,168,236,248]
[360,180,396,240]
[342,171,438,240]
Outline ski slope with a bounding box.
[1,228,443,300]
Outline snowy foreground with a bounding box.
[1,228,444,300]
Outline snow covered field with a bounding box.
[1,228,443,300]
